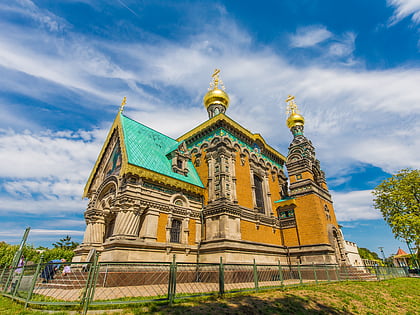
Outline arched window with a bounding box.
[170,219,182,243]
[174,199,184,206]
[254,174,265,213]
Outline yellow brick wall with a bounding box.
[281,227,300,246]
[294,194,333,245]
[240,220,282,245]
[268,172,281,206]
[234,151,254,209]
[188,219,196,245]
[193,150,209,205]
[290,171,314,184]
[156,213,168,243]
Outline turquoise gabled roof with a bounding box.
[120,114,204,188]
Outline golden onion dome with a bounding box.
[286,112,305,128]
[285,95,305,129]
[203,87,230,109]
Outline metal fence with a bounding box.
[0,255,409,314]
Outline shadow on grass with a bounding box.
[138,293,348,315]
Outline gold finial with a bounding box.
[119,96,127,113]
[209,68,225,91]
[285,95,305,129]
[285,95,298,115]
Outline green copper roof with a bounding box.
[120,114,204,188]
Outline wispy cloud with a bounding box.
[0,1,419,229]
[290,26,333,48]
[387,0,420,25]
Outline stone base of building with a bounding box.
[73,239,338,265]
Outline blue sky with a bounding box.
[0,0,419,258]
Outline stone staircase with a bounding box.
[40,270,90,289]
[338,266,377,281]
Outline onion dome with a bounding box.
[204,69,230,118]
[285,95,305,129]
[203,87,230,109]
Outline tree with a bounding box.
[358,247,381,261]
[52,235,79,250]
[373,169,420,254]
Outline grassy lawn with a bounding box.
[1,278,419,314]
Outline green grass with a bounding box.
[1,278,419,314]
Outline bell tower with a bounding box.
[285,95,329,198]
[285,95,348,265]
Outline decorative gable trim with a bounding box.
[83,113,128,198]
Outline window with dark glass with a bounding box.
[170,219,182,243]
[177,159,183,169]
[254,174,265,213]
[278,209,295,219]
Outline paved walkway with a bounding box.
[33,279,310,302]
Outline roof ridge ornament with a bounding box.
[119,96,127,113]
[285,95,299,115]
[209,68,226,91]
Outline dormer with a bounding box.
[166,142,191,176]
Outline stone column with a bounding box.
[263,173,272,215]
[220,155,226,199]
[139,209,160,242]
[83,209,105,245]
[207,155,215,202]
[230,154,238,203]
[82,223,93,244]
[250,169,257,208]
[91,221,106,244]
[113,209,141,237]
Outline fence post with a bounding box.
[168,254,177,305]
[0,267,7,292]
[219,257,224,296]
[277,260,283,286]
[374,265,380,281]
[12,261,27,296]
[253,259,259,292]
[82,252,100,315]
[312,263,318,285]
[25,254,43,308]
[325,263,330,282]
[335,265,340,282]
[80,261,94,310]
[345,265,349,280]
[297,263,302,285]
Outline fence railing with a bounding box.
[0,256,409,314]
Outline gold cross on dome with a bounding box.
[119,96,127,113]
[212,69,221,88]
[285,95,298,115]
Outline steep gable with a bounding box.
[120,114,204,188]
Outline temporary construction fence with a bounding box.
[0,255,408,314]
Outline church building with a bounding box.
[74,70,350,265]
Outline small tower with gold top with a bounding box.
[203,69,230,119]
[285,95,326,195]
[285,95,348,265]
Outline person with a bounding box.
[15,255,25,274]
[62,264,71,276]
[41,258,66,283]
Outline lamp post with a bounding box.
[378,247,386,265]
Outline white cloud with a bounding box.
[0,128,103,215]
[290,26,333,48]
[0,1,419,225]
[387,0,420,25]
[332,190,382,221]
